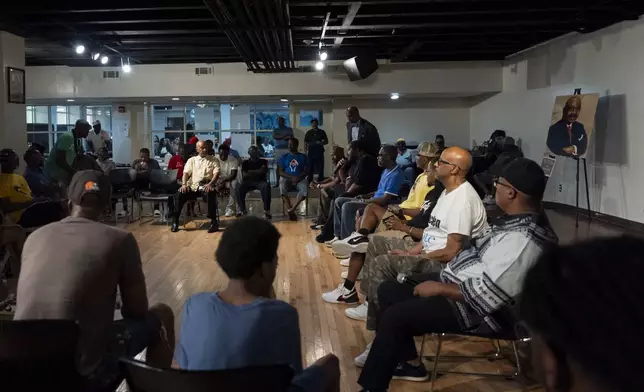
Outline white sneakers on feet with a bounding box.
[116,211,128,218]
[225,208,234,217]
[333,252,350,259]
[321,283,359,305]
[354,342,372,367]
[339,257,350,267]
[332,232,369,255]
[325,237,339,247]
[153,209,161,217]
[345,301,368,321]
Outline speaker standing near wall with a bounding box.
[346,106,381,157]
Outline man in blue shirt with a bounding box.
[173,217,340,392]
[272,116,294,161]
[23,148,62,199]
[278,138,308,220]
[322,145,404,305]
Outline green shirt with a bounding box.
[44,132,79,182]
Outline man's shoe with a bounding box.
[288,211,298,221]
[324,237,339,247]
[354,342,372,367]
[170,222,180,233]
[225,208,234,217]
[334,252,350,259]
[264,212,272,220]
[392,362,429,382]
[207,223,219,233]
[345,302,368,321]
[321,284,359,305]
[236,210,245,218]
[316,233,332,243]
[339,257,350,267]
[333,232,369,255]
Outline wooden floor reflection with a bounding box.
[127,209,629,392]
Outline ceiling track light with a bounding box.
[75,44,85,54]
[91,52,100,61]
[319,51,328,61]
[315,61,325,71]
[390,93,400,100]
[100,55,109,65]
[121,57,131,73]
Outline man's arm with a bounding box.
[86,140,95,153]
[220,169,238,184]
[277,166,295,180]
[365,193,395,207]
[55,149,75,176]
[401,207,421,218]
[414,281,464,301]
[118,234,149,319]
[424,233,466,262]
[320,130,329,145]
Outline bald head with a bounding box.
[196,140,208,156]
[444,147,472,173]
[563,96,582,123]
[75,119,91,138]
[435,146,472,186]
[346,106,360,123]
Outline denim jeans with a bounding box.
[333,197,367,240]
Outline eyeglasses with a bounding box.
[494,178,517,192]
[437,159,462,171]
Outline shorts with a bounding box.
[279,177,308,198]
[84,312,162,392]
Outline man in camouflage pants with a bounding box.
[360,233,443,331]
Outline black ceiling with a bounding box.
[1,0,641,72]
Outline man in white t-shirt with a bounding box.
[216,143,239,216]
[86,120,111,153]
[356,147,488,332]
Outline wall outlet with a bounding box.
[558,184,563,192]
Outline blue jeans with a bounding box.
[333,197,367,240]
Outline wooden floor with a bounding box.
[126,208,629,392]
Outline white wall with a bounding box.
[25,62,502,100]
[470,19,644,223]
[0,32,26,154]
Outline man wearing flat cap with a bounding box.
[547,96,588,157]
[357,158,559,390]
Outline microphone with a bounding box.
[397,273,421,287]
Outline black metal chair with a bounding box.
[137,169,178,225]
[109,168,136,223]
[120,358,294,392]
[0,319,81,389]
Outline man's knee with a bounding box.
[149,303,174,328]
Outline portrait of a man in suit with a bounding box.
[547,95,588,157]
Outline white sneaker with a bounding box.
[153,209,161,217]
[332,232,369,255]
[354,342,372,367]
[225,208,234,217]
[325,237,338,247]
[340,271,361,280]
[345,302,368,321]
[117,211,128,218]
[321,283,359,305]
[339,257,350,267]
[334,252,350,259]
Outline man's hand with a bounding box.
[390,249,409,256]
[338,158,346,167]
[413,281,444,297]
[385,216,405,231]
[204,184,214,193]
[179,185,189,194]
[388,205,402,216]
[309,181,318,190]
[563,146,575,155]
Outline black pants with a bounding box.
[307,153,324,182]
[18,201,66,228]
[358,273,461,391]
[237,180,271,212]
[172,188,219,223]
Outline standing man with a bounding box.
[171,141,221,233]
[547,95,588,157]
[272,116,294,161]
[44,119,91,190]
[304,118,328,182]
[346,106,381,157]
[277,138,308,221]
[86,120,111,154]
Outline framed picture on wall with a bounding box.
[7,67,25,104]
[300,110,323,126]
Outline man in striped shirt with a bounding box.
[357,158,558,391]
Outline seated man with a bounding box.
[216,144,240,217]
[23,147,62,199]
[15,170,175,392]
[171,141,221,233]
[132,147,161,216]
[357,158,557,390]
[96,147,129,218]
[277,138,308,221]
[236,145,271,219]
[174,217,340,392]
[0,149,65,228]
[315,140,381,243]
[474,136,524,203]
[520,236,644,392]
[310,146,345,229]
[333,141,438,255]
[331,145,404,244]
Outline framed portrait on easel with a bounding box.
[7,67,25,104]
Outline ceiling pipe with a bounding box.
[242,0,281,70]
[230,0,275,71]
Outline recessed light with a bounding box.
[75,45,85,54]
[66,99,75,102]
[390,93,400,100]
[315,61,325,71]
[122,64,131,73]
[319,51,328,61]
[172,97,180,101]
[280,98,288,102]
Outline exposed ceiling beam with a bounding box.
[391,39,423,62]
[16,6,209,15]
[333,2,361,49]
[29,18,214,25]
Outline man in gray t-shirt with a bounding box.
[15,170,175,391]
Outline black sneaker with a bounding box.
[207,222,219,233]
[392,362,429,382]
[236,210,246,218]
[170,222,179,233]
[288,211,298,221]
[316,232,333,244]
[264,212,272,220]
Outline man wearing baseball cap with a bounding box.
[357,158,559,390]
[15,170,175,390]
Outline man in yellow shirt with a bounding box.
[170,141,221,233]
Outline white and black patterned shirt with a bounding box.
[440,213,558,332]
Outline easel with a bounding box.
[572,88,592,228]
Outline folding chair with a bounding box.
[137,169,178,226]
[109,168,136,223]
